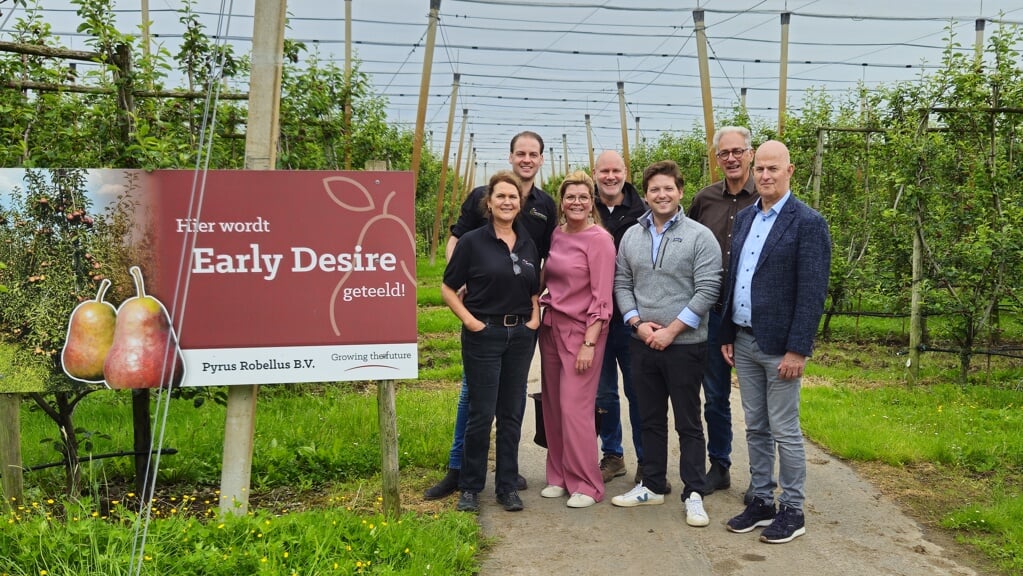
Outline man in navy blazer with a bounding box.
[719,140,831,544]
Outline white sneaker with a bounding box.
[540,485,567,498]
[611,483,664,507]
[566,493,596,508]
[685,492,710,527]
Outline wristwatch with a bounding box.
[630,321,640,333]
[583,340,595,347]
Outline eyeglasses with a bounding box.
[716,148,750,160]
[562,195,591,204]
[510,252,521,276]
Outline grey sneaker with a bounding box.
[726,497,776,533]
[496,491,524,512]
[600,454,627,482]
[456,491,480,513]
[759,504,805,543]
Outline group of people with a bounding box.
[429,127,831,545]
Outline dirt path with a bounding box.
[476,352,981,576]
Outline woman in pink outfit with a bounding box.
[538,171,616,508]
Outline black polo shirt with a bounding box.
[450,184,557,260]
[443,220,540,317]
[596,181,647,250]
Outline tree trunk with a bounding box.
[54,392,81,496]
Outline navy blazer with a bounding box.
[719,195,831,357]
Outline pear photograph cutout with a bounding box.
[61,278,117,383]
[102,266,186,390]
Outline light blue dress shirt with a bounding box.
[623,210,701,329]
[731,192,792,328]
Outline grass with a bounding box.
[804,339,1023,574]
[1,498,480,575]
[3,258,1023,574]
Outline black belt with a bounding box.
[736,324,754,335]
[480,314,527,327]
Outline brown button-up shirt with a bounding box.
[688,175,759,305]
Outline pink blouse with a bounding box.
[539,225,615,327]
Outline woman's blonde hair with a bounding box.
[557,170,601,226]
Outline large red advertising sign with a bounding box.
[149,170,418,386]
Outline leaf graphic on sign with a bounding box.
[323,176,376,212]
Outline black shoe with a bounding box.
[759,504,805,543]
[726,496,776,533]
[456,491,480,513]
[516,474,528,491]
[705,460,731,494]
[496,491,524,512]
[423,467,459,500]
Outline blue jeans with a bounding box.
[596,321,643,463]
[702,309,733,466]
[458,322,536,494]
[732,329,806,510]
[447,375,470,469]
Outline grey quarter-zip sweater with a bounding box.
[614,209,722,345]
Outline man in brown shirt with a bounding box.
[687,126,759,497]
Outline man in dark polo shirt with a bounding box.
[423,131,557,500]
[687,126,759,496]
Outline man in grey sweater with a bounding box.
[611,160,721,528]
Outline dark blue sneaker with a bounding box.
[726,497,776,533]
[456,491,480,513]
[759,504,805,543]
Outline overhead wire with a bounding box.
[127,1,236,574]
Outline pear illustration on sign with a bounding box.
[322,176,416,336]
[61,278,117,383]
[103,266,185,390]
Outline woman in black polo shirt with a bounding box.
[442,170,541,513]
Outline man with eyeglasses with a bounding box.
[687,126,760,499]
[591,150,650,488]
[423,130,558,502]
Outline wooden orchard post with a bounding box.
[0,394,23,506]
[378,381,400,517]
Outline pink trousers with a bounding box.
[538,309,607,501]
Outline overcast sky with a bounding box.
[4,1,1023,180]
